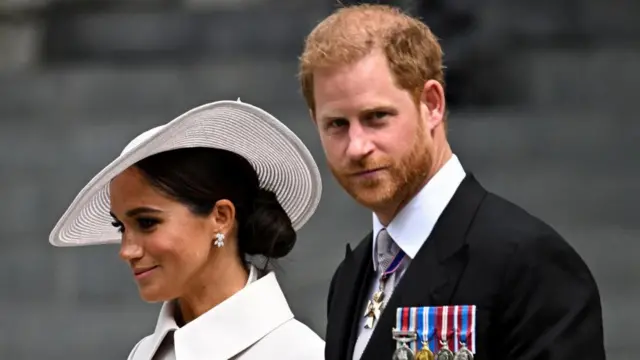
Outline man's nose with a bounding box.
[345,125,374,160]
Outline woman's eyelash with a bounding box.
[110,218,160,233]
[111,220,124,233]
[137,218,159,229]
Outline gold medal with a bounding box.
[415,342,435,360]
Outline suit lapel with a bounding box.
[327,237,374,360]
[361,175,487,359]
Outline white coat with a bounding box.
[127,267,324,360]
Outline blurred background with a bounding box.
[0,0,637,358]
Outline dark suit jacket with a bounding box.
[325,175,605,360]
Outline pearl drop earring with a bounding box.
[214,232,225,247]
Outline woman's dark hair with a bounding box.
[133,147,296,259]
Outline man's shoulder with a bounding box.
[474,191,559,241]
[471,191,581,261]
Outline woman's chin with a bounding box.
[137,285,171,303]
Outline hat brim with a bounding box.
[49,100,322,247]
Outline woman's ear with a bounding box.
[210,199,236,233]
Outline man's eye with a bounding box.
[367,111,388,121]
[373,111,388,119]
[327,119,348,129]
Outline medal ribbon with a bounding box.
[436,306,455,351]
[395,307,417,352]
[395,306,477,354]
[421,307,437,351]
[454,305,477,353]
[381,251,405,281]
[395,307,440,353]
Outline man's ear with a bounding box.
[420,79,446,130]
[309,109,317,125]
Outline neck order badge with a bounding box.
[392,305,476,360]
[364,251,406,328]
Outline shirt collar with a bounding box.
[372,154,466,270]
[147,265,293,360]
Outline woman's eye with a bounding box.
[136,218,159,231]
[111,220,124,233]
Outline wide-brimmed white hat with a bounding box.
[49,100,322,247]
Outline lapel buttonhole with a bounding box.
[345,243,353,257]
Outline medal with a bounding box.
[392,329,417,360]
[436,340,454,360]
[364,291,384,328]
[365,251,405,329]
[453,346,473,360]
[453,305,476,360]
[394,305,476,360]
[392,343,416,360]
[395,306,437,360]
[415,341,435,360]
[435,306,454,360]
[415,306,436,360]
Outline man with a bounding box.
[298,4,605,360]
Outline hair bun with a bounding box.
[255,187,278,204]
[238,188,296,259]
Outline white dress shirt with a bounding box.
[352,155,466,360]
[127,265,324,360]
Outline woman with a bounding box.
[49,100,324,360]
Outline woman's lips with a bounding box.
[133,266,158,280]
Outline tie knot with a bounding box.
[376,229,398,271]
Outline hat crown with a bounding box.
[121,125,165,156]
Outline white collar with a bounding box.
[146,265,293,360]
[372,154,466,270]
